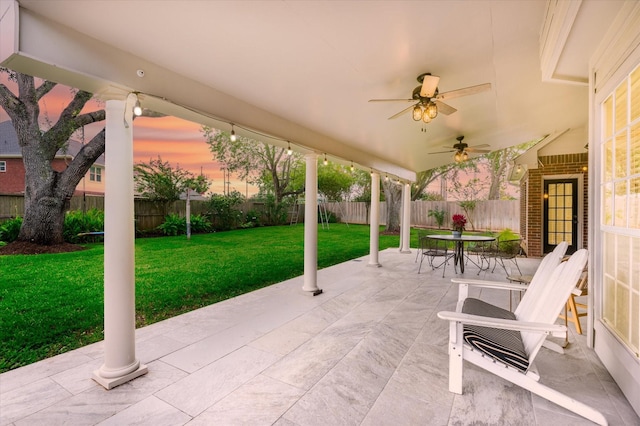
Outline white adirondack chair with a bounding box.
[452,241,568,307]
[438,249,607,425]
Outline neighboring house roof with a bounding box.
[0,120,105,166]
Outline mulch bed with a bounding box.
[0,241,86,255]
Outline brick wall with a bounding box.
[525,153,589,257]
[0,158,101,195]
[0,158,26,193]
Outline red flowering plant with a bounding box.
[451,214,467,232]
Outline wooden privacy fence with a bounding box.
[1,194,519,232]
[324,200,520,232]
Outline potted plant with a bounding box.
[451,213,467,238]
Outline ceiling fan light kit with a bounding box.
[368,72,491,126]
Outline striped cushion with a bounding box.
[461,298,529,372]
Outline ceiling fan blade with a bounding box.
[470,143,490,148]
[435,100,457,115]
[466,148,491,153]
[388,104,415,120]
[429,149,456,154]
[368,98,414,102]
[420,74,440,97]
[436,83,491,101]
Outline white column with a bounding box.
[369,172,381,267]
[400,182,411,253]
[303,153,322,295]
[93,97,148,389]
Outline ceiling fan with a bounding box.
[368,73,491,123]
[430,136,491,162]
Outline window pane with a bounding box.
[631,65,640,122]
[616,81,628,132]
[615,181,627,227]
[633,238,640,291]
[604,95,614,139]
[631,122,640,175]
[616,132,628,178]
[631,178,640,229]
[603,183,613,225]
[604,139,613,181]
[618,235,630,283]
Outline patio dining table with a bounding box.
[426,234,496,274]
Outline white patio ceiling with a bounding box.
[0,0,624,181]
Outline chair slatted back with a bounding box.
[514,241,568,317]
[517,249,588,357]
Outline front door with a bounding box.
[543,179,578,254]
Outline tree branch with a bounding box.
[58,129,106,197]
[35,80,57,100]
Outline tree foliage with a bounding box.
[203,127,303,204]
[134,156,209,214]
[318,162,356,201]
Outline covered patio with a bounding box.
[2,250,637,425]
[1,0,639,422]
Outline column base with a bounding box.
[92,363,148,390]
[399,249,412,254]
[367,262,382,268]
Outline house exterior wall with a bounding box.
[0,157,105,195]
[0,158,25,193]
[524,153,589,257]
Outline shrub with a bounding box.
[244,209,262,227]
[63,209,104,243]
[158,214,186,236]
[497,228,521,254]
[427,208,446,228]
[205,191,244,231]
[188,214,212,234]
[260,194,289,226]
[0,217,22,243]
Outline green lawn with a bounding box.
[0,224,411,373]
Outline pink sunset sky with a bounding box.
[0,74,255,196]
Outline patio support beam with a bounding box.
[400,182,411,253]
[302,153,322,295]
[368,172,381,267]
[93,98,148,389]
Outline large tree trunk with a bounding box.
[0,71,106,246]
[382,179,402,233]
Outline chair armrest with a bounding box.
[437,311,567,337]
[452,278,529,291]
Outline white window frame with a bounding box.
[90,166,102,182]
[0,160,6,172]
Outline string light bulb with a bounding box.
[323,154,328,166]
[230,124,237,142]
[287,142,292,156]
[350,161,355,172]
[133,96,142,116]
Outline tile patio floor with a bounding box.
[1,248,638,425]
